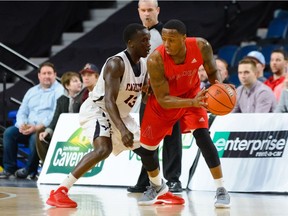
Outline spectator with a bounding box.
[265,49,287,101]
[245,51,267,83]
[79,63,100,102]
[198,64,210,89]
[128,0,183,193]
[0,62,64,179]
[36,71,83,163]
[216,58,230,84]
[233,58,276,113]
[274,72,288,112]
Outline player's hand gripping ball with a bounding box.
[205,83,237,115]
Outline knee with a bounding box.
[3,126,16,138]
[3,126,17,146]
[92,142,112,160]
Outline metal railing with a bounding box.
[0,42,38,128]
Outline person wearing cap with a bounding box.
[232,58,276,113]
[245,50,267,83]
[79,63,100,102]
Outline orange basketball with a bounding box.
[206,83,237,116]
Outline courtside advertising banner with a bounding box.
[188,113,288,192]
[38,113,197,186]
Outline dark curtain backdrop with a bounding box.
[0,1,287,123]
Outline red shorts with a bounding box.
[140,95,208,146]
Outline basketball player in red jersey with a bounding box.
[136,19,230,207]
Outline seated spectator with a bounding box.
[264,49,287,101]
[79,63,100,102]
[274,72,288,112]
[36,71,83,163]
[245,51,267,83]
[233,58,276,113]
[198,64,210,89]
[216,58,230,84]
[0,62,64,179]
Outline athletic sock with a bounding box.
[214,177,224,188]
[149,173,162,186]
[59,173,78,190]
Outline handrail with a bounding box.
[0,43,60,128]
[0,62,35,86]
[0,42,39,69]
[9,97,22,106]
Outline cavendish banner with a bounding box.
[38,113,198,187]
[188,113,288,193]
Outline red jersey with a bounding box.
[141,37,208,146]
[157,37,203,97]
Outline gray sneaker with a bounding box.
[0,170,16,179]
[15,168,29,179]
[214,187,230,208]
[138,180,169,205]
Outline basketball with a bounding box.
[205,83,237,116]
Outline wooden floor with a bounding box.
[1,181,288,216]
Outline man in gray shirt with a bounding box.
[233,58,276,113]
[274,73,288,112]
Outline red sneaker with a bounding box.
[46,186,77,208]
[155,192,185,205]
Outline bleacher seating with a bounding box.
[217,45,239,67]
[232,44,260,67]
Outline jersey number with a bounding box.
[124,95,137,108]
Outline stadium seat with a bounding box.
[232,44,259,67]
[274,9,288,19]
[217,45,239,67]
[266,18,288,39]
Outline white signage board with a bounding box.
[188,113,288,193]
[38,113,197,187]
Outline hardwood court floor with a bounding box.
[1,181,288,216]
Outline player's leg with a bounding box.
[133,146,168,205]
[47,100,112,208]
[162,121,183,193]
[127,101,150,193]
[193,128,230,208]
[46,136,112,208]
[137,100,186,205]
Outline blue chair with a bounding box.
[217,45,238,67]
[228,73,240,88]
[232,44,259,67]
[266,18,288,39]
[7,110,18,124]
[274,9,288,20]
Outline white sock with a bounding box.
[149,173,162,186]
[214,177,224,188]
[59,173,78,190]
